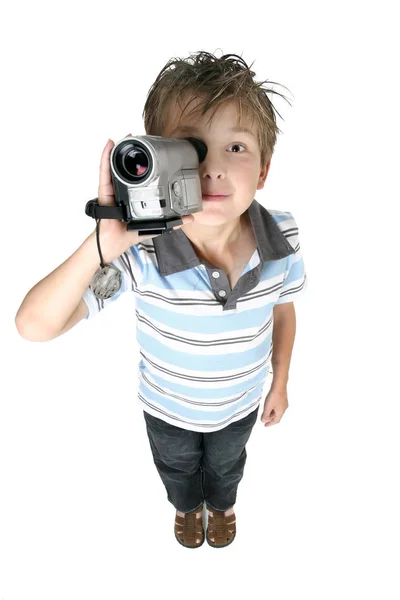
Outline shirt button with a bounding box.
[212,271,220,278]
[218,290,227,297]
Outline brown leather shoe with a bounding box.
[174,506,204,549]
[205,504,236,548]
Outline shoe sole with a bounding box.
[174,530,205,549]
[206,527,236,548]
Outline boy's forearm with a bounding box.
[270,306,296,391]
[15,232,100,339]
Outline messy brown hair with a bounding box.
[142,50,293,167]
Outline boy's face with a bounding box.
[162,95,270,229]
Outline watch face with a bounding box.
[90,265,122,299]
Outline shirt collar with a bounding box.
[153,198,295,277]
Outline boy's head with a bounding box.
[142,51,292,234]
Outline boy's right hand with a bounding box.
[94,135,194,263]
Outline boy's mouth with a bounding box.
[202,194,230,202]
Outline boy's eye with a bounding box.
[227,143,246,153]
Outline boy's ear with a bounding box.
[257,159,271,190]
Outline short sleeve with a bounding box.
[83,244,143,320]
[276,212,308,304]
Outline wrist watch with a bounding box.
[89,219,122,299]
[90,264,122,300]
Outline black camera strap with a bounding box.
[85,198,124,221]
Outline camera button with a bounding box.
[172,181,181,196]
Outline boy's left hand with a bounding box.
[260,388,288,427]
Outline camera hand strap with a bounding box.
[86,198,124,300]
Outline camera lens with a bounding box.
[124,148,149,177]
[113,141,153,183]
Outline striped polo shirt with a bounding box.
[82,198,307,432]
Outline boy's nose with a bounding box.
[202,171,226,180]
[200,160,226,180]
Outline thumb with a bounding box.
[261,408,271,423]
[176,215,194,228]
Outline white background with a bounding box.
[1,1,399,599]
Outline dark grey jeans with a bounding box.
[143,406,259,513]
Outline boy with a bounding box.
[15,51,307,549]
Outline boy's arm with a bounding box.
[270,302,296,391]
[15,232,100,342]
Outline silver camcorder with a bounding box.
[85,135,208,237]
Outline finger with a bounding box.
[99,134,131,189]
[173,215,194,229]
[262,412,274,422]
[265,414,281,426]
[99,139,113,187]
[261,412,271,423]
[98,139,115,204]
